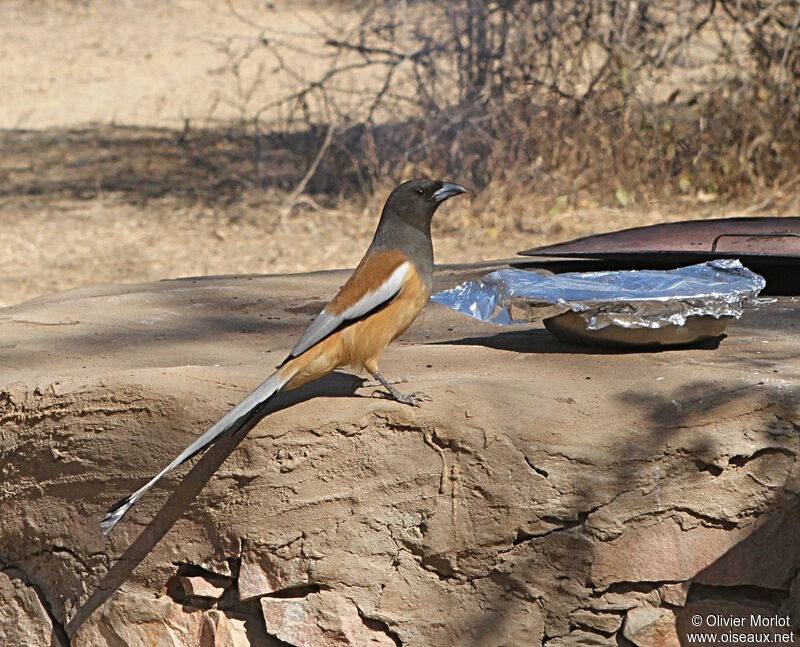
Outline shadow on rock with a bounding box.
[65,371,365,638]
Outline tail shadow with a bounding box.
[66,371,366,637]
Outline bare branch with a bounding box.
[281,122,337,223]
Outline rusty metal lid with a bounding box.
[517,216,800,295]
[519,216,800,261]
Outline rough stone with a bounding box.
[261,590,396,646]
[694,506,800,589]
[181,575,228,599]
[659,582,690,607]
[545,629,617,646]
[238,541,309,600]
[785,571,800,631]
[589,591,651,612]
[571,609,624,634]
[623,607,680,647]
[72,588,249,647]
[591,517,752,587]
[0,269,797,647]
[0,570,55,647]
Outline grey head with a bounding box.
[370,179,467,278]
[375,178,467,236]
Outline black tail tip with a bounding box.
[106,494,133,515]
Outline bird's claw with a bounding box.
[400,391,432,407]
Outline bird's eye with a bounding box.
[416,188,425,196]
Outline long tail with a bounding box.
[101,365,296,535]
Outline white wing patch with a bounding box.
[288,261,411,359]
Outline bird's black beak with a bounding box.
[433,182,467,203]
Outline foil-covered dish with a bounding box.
[430,260,766,348]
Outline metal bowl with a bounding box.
[543,311,732,349]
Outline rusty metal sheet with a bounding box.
[517,216,800,295]
[519,216,800,260]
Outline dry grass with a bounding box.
[1,0,798,308]
[3,124,794,309]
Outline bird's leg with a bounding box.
[360,376,408,389]
[369,370,432,407]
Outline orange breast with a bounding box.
[338,262,430,374]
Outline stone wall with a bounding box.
[1,267,797,646]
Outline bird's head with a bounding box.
[381,178,467,233]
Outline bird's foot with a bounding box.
[372,387,432,408]
[367,370,430,407]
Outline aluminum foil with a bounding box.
[430,259,766,330]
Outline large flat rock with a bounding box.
[1,264,798,646]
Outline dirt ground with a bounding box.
[2,138,767,309]
[1,0,794,309]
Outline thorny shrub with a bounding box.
[224,0,800,208]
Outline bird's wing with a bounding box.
[284,249,412,361]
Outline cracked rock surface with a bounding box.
[0,263,798,646]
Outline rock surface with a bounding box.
[0,569,58,647]
[0,263,798,646]
[622,607,680,647]
[261,590,397,646]
[182,575,229,599]
[72,589,250,647]
[238,539,310,600]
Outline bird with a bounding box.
[101,178,467,534]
